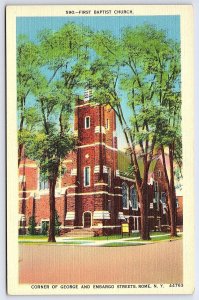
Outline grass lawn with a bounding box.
[77,231,180,241]
[77,232,140,240]
[19,235,48,240]
[127,233,182,242]
[18,232,182,246]
[101,242,145,247]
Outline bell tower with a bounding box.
[72,91,119,230]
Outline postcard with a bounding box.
[6,5,194,295]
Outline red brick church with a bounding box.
[18,93,183,235]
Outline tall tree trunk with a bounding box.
[168,143,177,236]
[48,179,56,242]
[138,183,150,240]
[160,145,177,237]
[167,191,177,236]
[113,103,151,240]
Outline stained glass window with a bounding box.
[122,183,129,209]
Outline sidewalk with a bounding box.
[19,232,182,246]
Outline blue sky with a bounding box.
[17,16,180,150]
[17,16,180,42]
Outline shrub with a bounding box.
[28,216,36,235]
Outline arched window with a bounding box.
[122,183,129,209]
[130,186,138,210]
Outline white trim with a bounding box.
[19,175,26,183]
[113,130,117,137]
[39,189,50,195]
[118,175,135,182]
[91,225,121,229]
[94,183,108,186]
[93,211,110,220]
[63,159,73,163]
[94,165,100,173]
[60,226,75,229]
[75,103,90,108]
[77,142,118,152]
[67,191,122,197]
[85,116,90,129]
[65,212,75,220]
[84,166,90,187]
[75,103,100,108]
[114,186,122,189]
[118,212,126,220]
[18,197,30,200]
[82,211,92,228]
[106,144,118,151]
[95,126,106,134]
[116,170,120,176]
[19,190,37,193]
[103,165,108,173]
[66,185,78,189]
[126,215,141,218]
[71,168,77,176]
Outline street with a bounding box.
[19,240,183,284]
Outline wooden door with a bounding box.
[84,212,91,228]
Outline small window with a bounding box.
[85,116,90,129]
[130,186,138,210]
[107,167,111,187]
[176,198,179,208]
[40,174,49,190]
[153,181,159,210]
[106,119,109,130]
[108,199,112,213]
[158,170,161,178]
[84,166,90,187]
[161,192,166,204]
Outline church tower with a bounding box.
[64,90,122,234]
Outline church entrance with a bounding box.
[83,212,92,228]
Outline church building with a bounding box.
[18,92,182,236]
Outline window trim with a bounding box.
[84,166,90,187]
[130,185,138,211]
[85,116,90,129]
[122,182,129,210]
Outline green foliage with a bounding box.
[41,221,49,236]
[55,210,61,236]
[28,216,36,235]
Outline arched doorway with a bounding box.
[83,212,92,228]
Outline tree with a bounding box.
[122,25,181,238]
[28,216,36,235]
[156,61,181,237]
[17,23,90,242]
[17,36,41,166]
[55,210,61,236]
[89,25,181,239]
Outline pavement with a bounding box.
[19,239,183,284]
